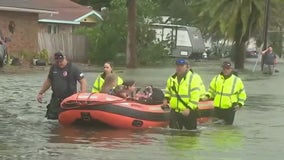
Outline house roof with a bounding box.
[38,0,103,25]
[0,0,57,14]
[0,0,102,24]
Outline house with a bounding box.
[36,0,103,62]
[0,0,57,55]
[0,0,101,62]
[38,0,103,34]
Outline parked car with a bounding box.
[246,50,258,58]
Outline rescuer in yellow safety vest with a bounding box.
[92,62,123,93]
[194,72,207,101]
[162,59,203,130]
[207,61,247,125]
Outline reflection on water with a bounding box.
[1,60,284,160]
[246,94,284,111]
[163,126,245,159]
[166,132,200,150]
[48,126,158,148]
[207,126,244,151]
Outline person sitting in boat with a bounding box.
[112,80,164,105]
[113,80,136,99]
[92,62,123,93]
[100,73,118,94]
[135,85,164,105]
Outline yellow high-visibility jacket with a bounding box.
[194,73,207,99]
[92,73,123,93]
[164,71,201,111]
[208,74,247,109]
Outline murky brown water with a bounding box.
[1,59,284,160]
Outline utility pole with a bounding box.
[261,0,271,71]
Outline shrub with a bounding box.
[76,0,167,66]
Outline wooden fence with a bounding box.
[38,33,89,62]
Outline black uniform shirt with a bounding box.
[48,63,84,99]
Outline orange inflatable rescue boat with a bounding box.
[58,93,214,129]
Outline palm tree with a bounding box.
[156,0,193,25]
[194,0,265,69]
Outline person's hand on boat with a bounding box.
[37,93,44,103]
[162,99,168,106]
[126,96,134,101]
[161,104,170,110]
[234,105,241,111]
[202,94,212,101]
[182,108,190,116]
[161,99,170,110]
[200,97,209,101]
[233,103,242,111]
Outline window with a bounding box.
[176,29,192,47]
[47,24,59,34]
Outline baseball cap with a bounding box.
[175,58,189,65]
[54,52,64,60]
[222,61,232,69]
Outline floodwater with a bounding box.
[1,59,284,160]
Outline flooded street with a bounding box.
[1,60,284,160]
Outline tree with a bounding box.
[269,0,284,58]
[126,0,138,68]
[193,0,265,69]
[270,0,284,27]
[76,0,166,66]
[71,0,112,11]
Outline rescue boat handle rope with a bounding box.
[61,93,127,109]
